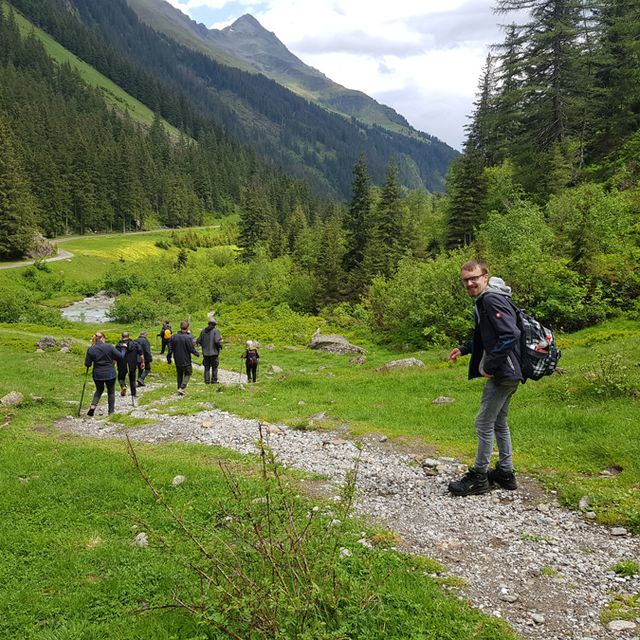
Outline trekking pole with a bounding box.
[77,367,89,417]
[239,356,243,384]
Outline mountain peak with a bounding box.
[226,14,272,37]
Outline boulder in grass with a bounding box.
[37,336,60,350]
[308,332,366,355]
[377,358,424,372]
[1,391,24,407]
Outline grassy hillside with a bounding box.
[6,0,180,136]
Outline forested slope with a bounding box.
[8,0,457,197]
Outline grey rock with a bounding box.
[432,396,456,404]
[1,391,24,406]
[579,496,590,511]
[606,620,637,632]
[500,594,519,603]
[531,613,545,624]
[171,475,186,487]
[377,358,424,372]
[133,532,149,547]
[421,458,439,468]
[611,527,628,536]
[308,332,366,355]
[36,336,60,350]
[267,365,283,374]
[349,355,367,365]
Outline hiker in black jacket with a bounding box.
[447,260,523,497]
[158,321,172,354]
[136,331,153,386]
[196,312,223,384]
[167,321,200,395]
[84,331,123,416]
[116,332,143,398]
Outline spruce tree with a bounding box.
[0,115,37,258]
[343,153,371,273]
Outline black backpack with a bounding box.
[246,349,258,366]
[510,303,561,381]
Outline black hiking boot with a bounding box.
[87,406,95,417]
[488,465,518,490]
[448,468,491,496]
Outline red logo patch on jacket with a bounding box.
[495,312,502,318]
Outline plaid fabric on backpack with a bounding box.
[511,304,561,382]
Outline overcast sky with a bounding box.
[165,0,507,150]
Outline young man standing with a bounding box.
[167,321,200,395]
[447,260,523,496]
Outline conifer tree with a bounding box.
[314,212,346,308]
[0,115,37,258]
[372,161,405,277]
[343,153,371,273]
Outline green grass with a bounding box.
[0,323,519,639]
[5,0,181,136]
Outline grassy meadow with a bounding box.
[0,230,639,638]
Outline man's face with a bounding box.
[461,268,489,298]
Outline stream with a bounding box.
[60,292,115,323]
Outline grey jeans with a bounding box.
[474,379,519,473]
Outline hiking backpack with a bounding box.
[246,349,258,366]
[511,305,561,381]
[163,328,172,340]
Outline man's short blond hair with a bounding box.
[461,259,488,274]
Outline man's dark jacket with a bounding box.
[167,331,199,367]
[116,338,142,367]
[196,323,223,356]
[137,335,153,363]
[459,279,523,384]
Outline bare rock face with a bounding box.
[377,358,425,372]
[28,233,56,259]
[308,333,366,355]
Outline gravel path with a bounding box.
[55,371,640,640]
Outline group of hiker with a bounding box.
[84,311,260,416]
[84,258,545,499]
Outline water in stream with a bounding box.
[60,292,115,323]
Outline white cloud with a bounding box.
[165,0,505,148]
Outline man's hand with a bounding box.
[448,347,462,362]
